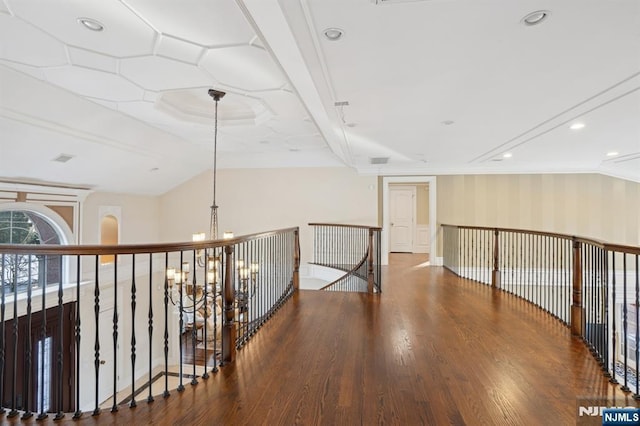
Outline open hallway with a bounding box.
[7,254,632,425]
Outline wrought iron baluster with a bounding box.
[54,255,64,420]
[621,254,630,392]
[178,251,185,392]
[37,256,48,420]
[111,260,119,412]
[22,255,34,419]
[148,253,155,402]
[610,252,618,384]
[93,255,101,416]
[73,255,81,419]
[130,254,138,407]
[163,253,170,398]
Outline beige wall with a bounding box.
[160,167,378,263]
[436,174,640,250]
[82,192,161,244]
[416,184,429,225]
[80,172,638,261]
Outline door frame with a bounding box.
[388,185,416,253]
[382,176,437,265]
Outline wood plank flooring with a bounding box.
[5,254,634,425]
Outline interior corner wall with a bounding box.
[159,167,378,263]
[82,192,161,244]
[435,173,640,256]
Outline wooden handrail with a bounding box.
[441,224,639,254]
[308,223,382,231]
[0,227,300,255]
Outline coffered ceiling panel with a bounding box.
[0,14,67,67]
[124,0,256,47]
[201,46,286,91]
[67,47,117,73]
[120,56,213,91]
[156,36,205,64]
[43,66,145,102]
[7,0,158,57]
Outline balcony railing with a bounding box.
[309,223,382,293]
[442,224,640,396]
[0,227,299,420]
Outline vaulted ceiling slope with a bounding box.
[1,0,639,195]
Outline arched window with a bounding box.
[0,210,62,295]
[100,214,119,265]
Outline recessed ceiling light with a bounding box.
[521,10,550,26]
[606,151,619,157]
[503,153,513,158]
[442,120,455,126]
[150,167,159,172]
[78,17,104,32]
[323,28,344,41]
[570,122,585,130]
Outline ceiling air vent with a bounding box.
[370,157,389,165]
[371,0,431,4]
[52,154,75,163]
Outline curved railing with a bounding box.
[0,227,299,420]
[442,224,640,396]
[309,223,382,293]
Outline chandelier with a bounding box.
[165,89,258,347]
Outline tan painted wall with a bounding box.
[416,184,429,225]
[436,174,640,255]
[160,167,378,263]
[82,192,161,244]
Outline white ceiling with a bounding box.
[1,0,639,195]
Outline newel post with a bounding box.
[367,228,374,293]
[491,229,501,289]
[222,244,236,364]
[293,228,300,291]
[571,238,583,336]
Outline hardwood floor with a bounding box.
[6,254,634,425]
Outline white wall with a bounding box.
[160,167,379,263]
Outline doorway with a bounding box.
[389,185,416,253]
[382,176,437,265]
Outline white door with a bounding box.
[389,186,415,252]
